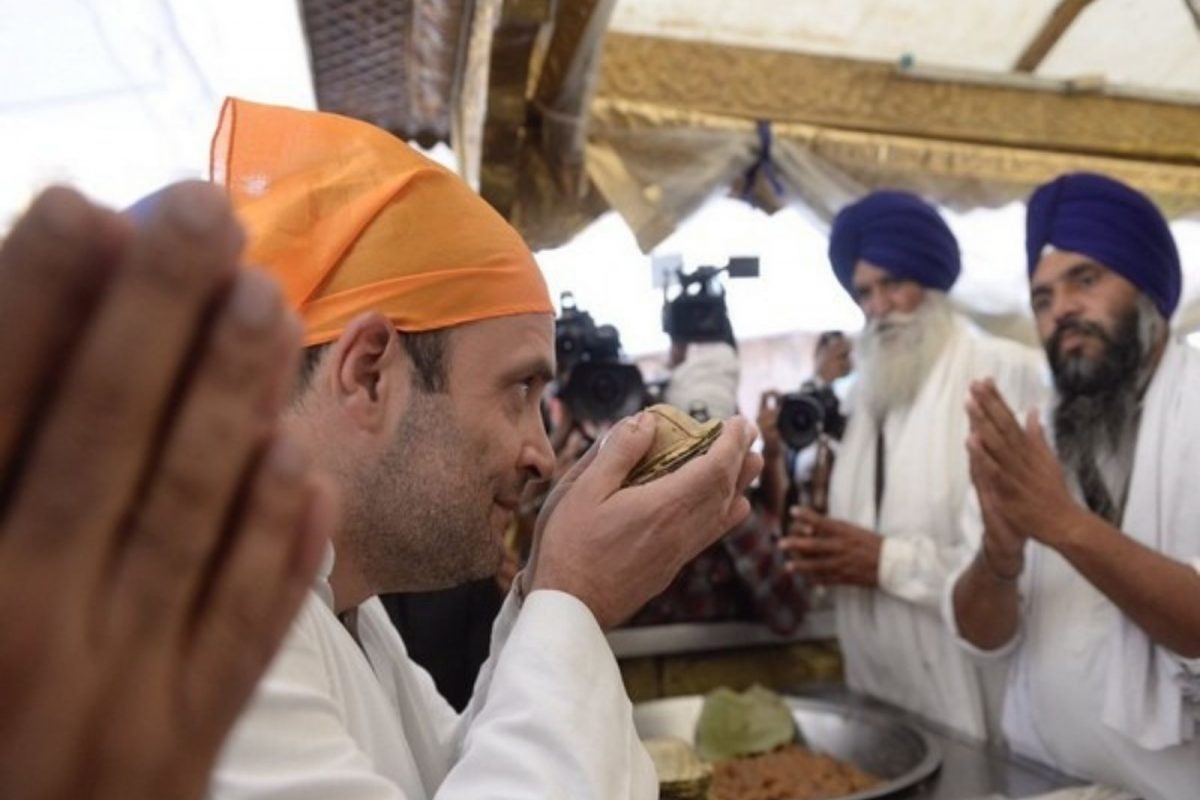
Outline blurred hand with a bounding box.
[757,390,784,461]
[0,185,332,800]
[524,413,762,629]
[781,506,881,587]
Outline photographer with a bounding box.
[759,331,852,527]
[664,337,740,421]
[626,265,808,635]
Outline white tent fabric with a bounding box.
[0,0,315,229]
[3,0,1198,358]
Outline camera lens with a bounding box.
[562,363,647,424]
[778,393,825,451]
[588,370,621,408]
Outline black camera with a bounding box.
[661,256,759,344]
[777,384,846,451]
[555,294,647,423]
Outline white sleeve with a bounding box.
[937,491,1029,661]
[876,476,985,609]
[878,532,976,609]
[1173,561,1200,698]
[213,589,655,800]
[437,590,656,799]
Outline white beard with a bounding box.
[856,292,955,420]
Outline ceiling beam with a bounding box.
[595,33,1200,166]
[1013,0,1096,73]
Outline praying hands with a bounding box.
[965,378,1089,552]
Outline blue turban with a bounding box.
[828,191,961,297]
[1026,172,1181,319]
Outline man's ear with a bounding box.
[328,312,408,432]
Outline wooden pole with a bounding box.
[1014,0,1096,73]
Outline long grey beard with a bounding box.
[1051,296,1162,522]
[857,292,955,420]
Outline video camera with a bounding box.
[554,293,647,424]
[777,384,846,451]
[658,256,759,343]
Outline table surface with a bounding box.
[792,686,1082,800]
[608,609,838,658]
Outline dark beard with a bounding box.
[1049,305,1143,479]
[347,392,505,594]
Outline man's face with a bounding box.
[851,259,926,329]
[358,313,556,593]
[440,312,557,541]
[815,335,852,383]
[1030,250,1144,393]
[851,262,953,417]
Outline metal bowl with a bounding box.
[634,694,942,800]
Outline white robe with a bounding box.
[829,313,1046,739]
[210,553,656,799]
[946,338,1200,800]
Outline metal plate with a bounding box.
[634,694,943,800]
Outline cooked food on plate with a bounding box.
[646,686,881,800]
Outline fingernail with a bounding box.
[629,411,647,431]
[231,272,280,329]
[267,434,308,479]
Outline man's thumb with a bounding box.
[585,411,655,497]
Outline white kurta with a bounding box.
[829,313,1046,739]
[947,338,1200,800]
[211,557,656,799]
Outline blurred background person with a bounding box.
[783,190,1045,740]
[627,267,808,635]
[759,330,853,528]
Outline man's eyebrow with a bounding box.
[1063,261,1102,280]
[1032,259,1102,294]
[501,356,555,384]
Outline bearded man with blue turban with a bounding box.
[782,191,1045,739]
[951,173,1200,799]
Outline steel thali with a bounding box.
[634,694,942,800]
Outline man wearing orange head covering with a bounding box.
[207,98,760,800]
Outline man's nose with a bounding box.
[523,427,555,483]
[1049,288,1083,327]
[864,292,892,322]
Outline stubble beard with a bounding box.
[343,393,503,595]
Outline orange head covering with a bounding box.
[210,97,552,346]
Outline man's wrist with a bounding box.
[1037,501,1094,553]
[978,538,1023,582]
